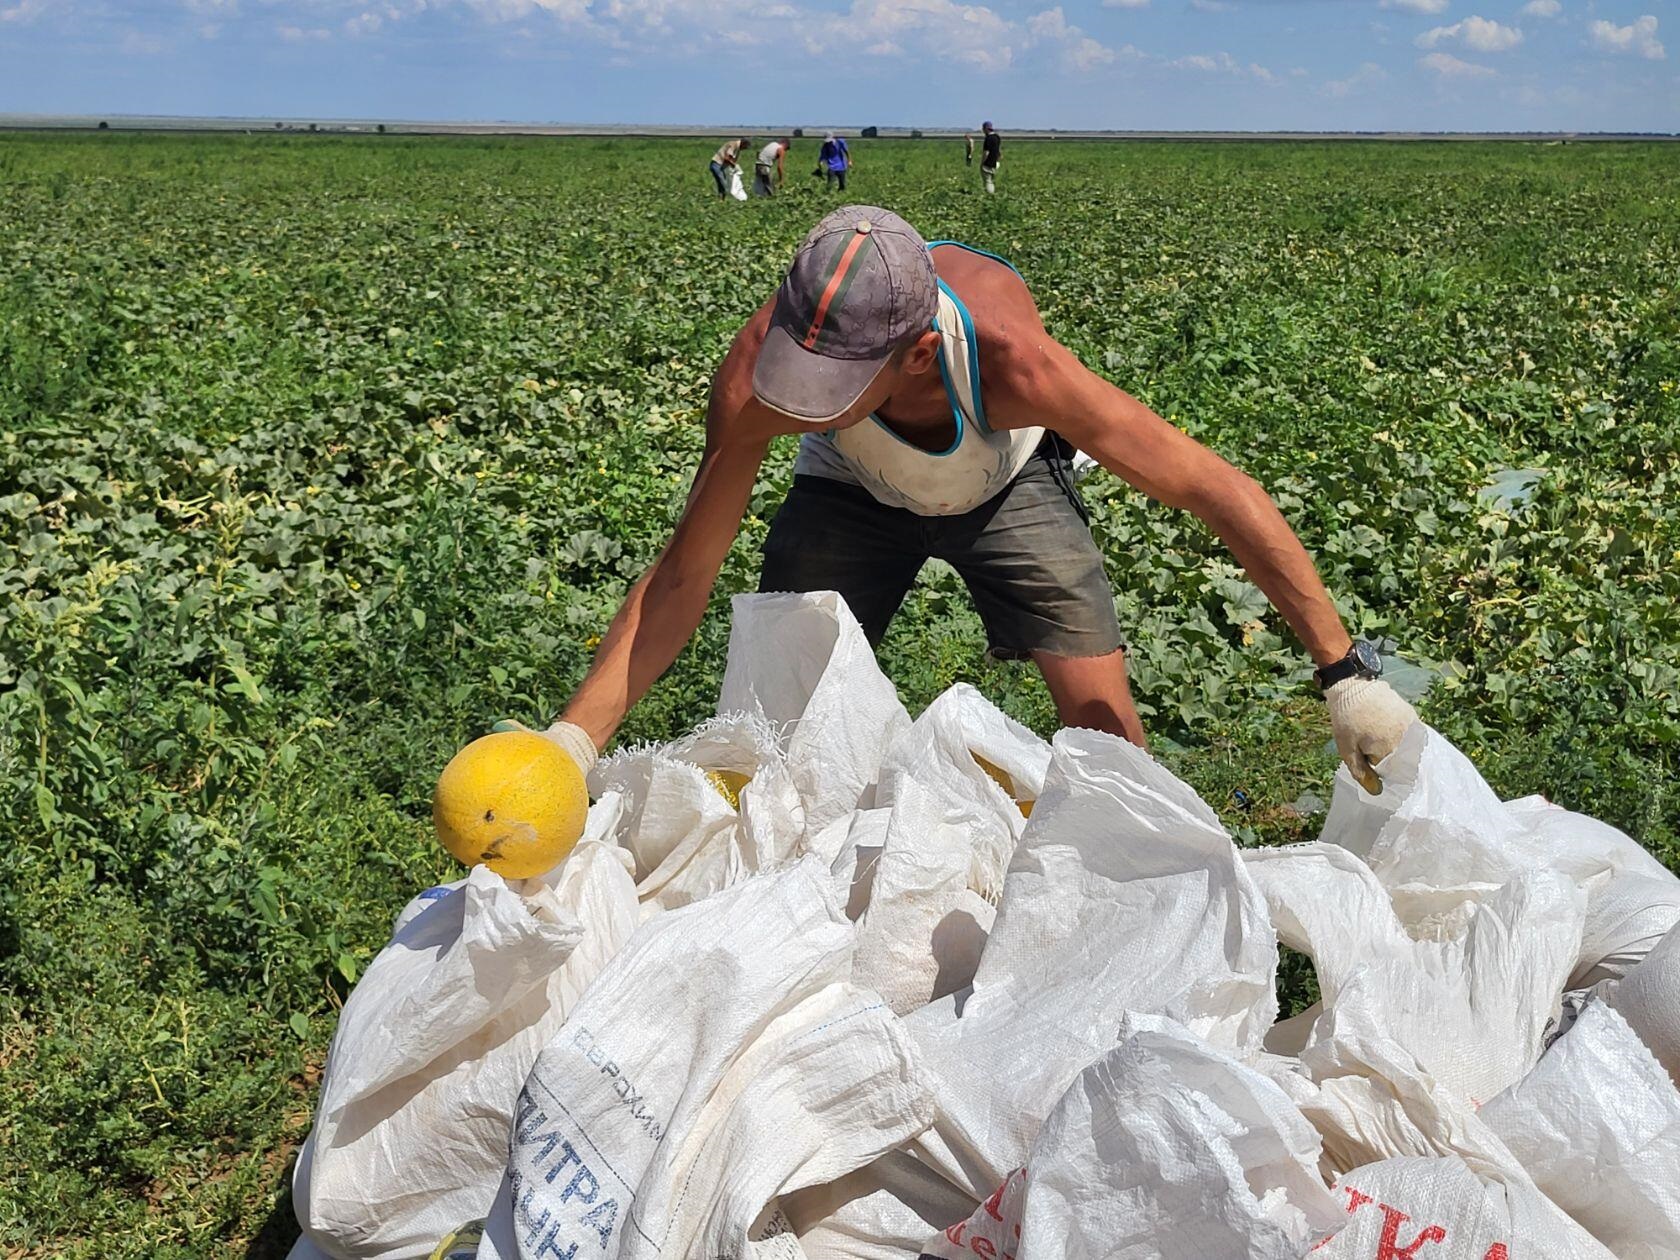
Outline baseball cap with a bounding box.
[752,205,938,424]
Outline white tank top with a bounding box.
[792,267,1044,517]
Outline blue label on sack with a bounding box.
[510,1090,634,1256]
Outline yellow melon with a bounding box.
[428,1221,484,1260]
[704,768,752,809]
[433,730,588,879]
[972,751,1034,819]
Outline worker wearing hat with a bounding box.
[515,205,1417,794]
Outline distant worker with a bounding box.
[818,131,852,192]
[754,137,790,197]
[980,121,1001,194]
[964,133,974,166]
[709,137,748,200]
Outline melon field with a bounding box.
[2,132,1678,1256]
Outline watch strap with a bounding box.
[1315,644,1379,693]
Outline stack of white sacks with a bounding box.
[290,592,1680,1260]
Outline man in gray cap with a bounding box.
[506,205,1419,797]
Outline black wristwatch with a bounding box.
[1314,640,1383,693]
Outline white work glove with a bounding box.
[491,718,599,777]
[1324,677,1417,795]
[540,720,599,776]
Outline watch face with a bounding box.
[1353,640,1383,675]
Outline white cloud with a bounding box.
[0,0,47,22]
[1176,51,1244,73]
[1521,0,1560,16]
[1025,5,1116,70]
[1380,0,1449,12]
[1323,60,1388,96]
[1025,8,1070,39]
[1065,35,1115,68]
[1419,49,1497,74]
[466,0,593,22]
[1289,65,1308,76]
[836,0,1017,70]
[475,0,1018,62]
[1167,49,1279,82]
[790,0,1103,72]
[1589,14,1664,59]
[1417,15,1523,51]
[36,0,1122,74]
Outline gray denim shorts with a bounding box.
[758,437,1125,660]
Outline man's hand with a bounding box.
[491,719,599,777]
[1324,679,1417,794]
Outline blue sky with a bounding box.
[0,0,1673,131]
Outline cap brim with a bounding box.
[751,323,889,424]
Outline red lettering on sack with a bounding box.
[945,1222,966,1246]
[1482,1247,1509,1260]
[971,1239,996,1259]
[982,1178,1010,1222]
[1373,1202,1447,1259]
[1328,1186,1451,1259]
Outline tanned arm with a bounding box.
[987,288,1353,667]
[558,303,780,749]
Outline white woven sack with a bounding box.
[920,1017,1343,1260]
[1315,1155,1615,1260]
[907,728,1277,1196]
[1482,998,1680,1257]
[1322,723,1680,987]
[589,710,804,910]
[294,797,638,1260]
[717,592,911,835]
[476,857,934,1260]
[1244,841,1584,1113]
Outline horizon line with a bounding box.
[3,112,1677,141]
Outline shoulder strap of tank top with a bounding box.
[927,241,1026,433]
[924,284,973,447]
[925,239,1025,281]
[927,241,1014,440]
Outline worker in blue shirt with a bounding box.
[818,132,852,193]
